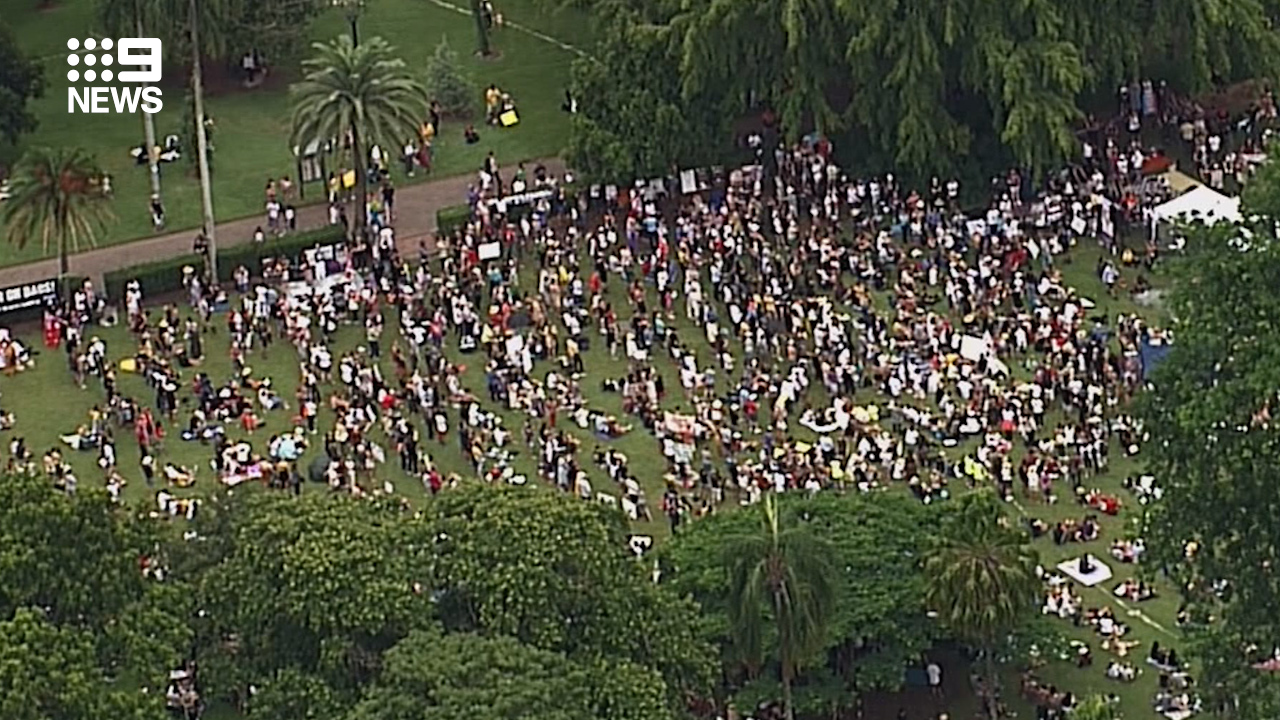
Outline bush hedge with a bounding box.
[104,253,203,302]
[435,204,472,237]
[104,226,347,301]
[214,226,346,281]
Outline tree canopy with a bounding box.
[425,482,717,697]
[96,0,322,63]
[151,482,713,719]
[1,147,113,275]
[660,492,937,709]
[566,20,726,183]
[1137,215,1280,717]
[185,490,432,705]
[0,23,44,145]
[566,0,1280,181]
[0,472,189,714]
[348,631,674,720]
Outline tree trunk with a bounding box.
[138,14,162,202]
[350,122,366,241]
[777,587,796,720]
[190,0,218,283]
[471,0,491,56]
[59,236,70,300]
[348,13,359,46]
[781,661,795,720]
[983,646,999,720]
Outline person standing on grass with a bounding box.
[366,313,383,359]
[149,194,165,231]
[927,661,943,697]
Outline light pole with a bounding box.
[332,0,365,46]
[471,0,491,56]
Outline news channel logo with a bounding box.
[66,37,164,114]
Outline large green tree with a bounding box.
[347,631,673,720]
[0,472,190,702]
[566,19,726,183]
[923,492,1038,719]
[189,491,433,708]
[569,0,1280,180]
[661,491,936,707]
[1,147,112,282]
[0,609,164,720]
[425,483,716,701]
[722,494,835,720]
[1136,219,1280,718]
[290,35,428,239]
[0,23,44,145]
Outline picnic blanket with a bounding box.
[1057,555,1114,587]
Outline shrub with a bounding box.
[104,253,201,301]
[216,225,346,280]
[423,37,474,118]
[436,204,472,237]
[103,225,347,300]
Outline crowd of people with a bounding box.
[14,78,1267,718]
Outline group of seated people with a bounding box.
[1111,537,1146,563]
[1083,488,1122,515]
[1083,605,1129,639]
[1020,672,1077,716]
[1114,577,1157,601]
[1106,660,1138,682]
[1149,642,1182,671]
[131,135,181,165]
[1042,581,1082,619]
[1154,690,1198,720]
[1052,515,1101,544]
[572,406,631,438]
[155,489,199,519]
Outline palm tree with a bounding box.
[289,35,428,241]
[1,147,114,284]
[725,494,835,720]
[924,492,1039,720]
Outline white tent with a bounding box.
[1152,185,1241,226]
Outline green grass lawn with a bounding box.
[0,230,1183,718]
[0,0,587,266]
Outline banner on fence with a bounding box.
[0,278,58,315]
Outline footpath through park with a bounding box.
[0,157,565,288]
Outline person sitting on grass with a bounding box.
[1106,661,1137,682]
[163,462,196,488]
[464,124,480,145]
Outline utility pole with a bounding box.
[189,0,218,283]
[471,0,491,56]
[136,15,162,203]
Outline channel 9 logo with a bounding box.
[66,37,165,115]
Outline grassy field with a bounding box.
[0,224,1184,718]
[0,0,588,265]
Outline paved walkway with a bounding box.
[0,157,565,288]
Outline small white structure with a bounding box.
[1056,555,1114,587]
[1152,185,1242,226]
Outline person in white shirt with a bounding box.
[927,661,943,696]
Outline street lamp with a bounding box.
[332,0,365,46]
